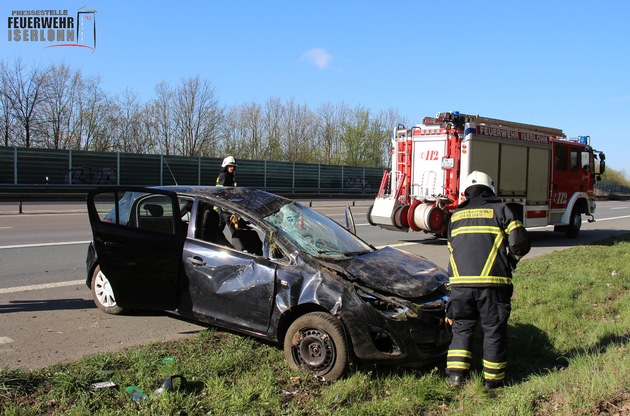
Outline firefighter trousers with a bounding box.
[446,285,513,381]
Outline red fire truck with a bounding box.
[368,112,606,238]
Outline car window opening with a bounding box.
[136,195,175,234]
[196,203,264,256]
[197,204,233,247]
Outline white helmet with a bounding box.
[221,156,237,167]
[463,171,495,194]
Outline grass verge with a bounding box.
[1,236,629,415]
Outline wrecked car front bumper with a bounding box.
[340,300,451,367]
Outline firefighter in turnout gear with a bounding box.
[216,156,237,187]
[445,171,531,389]
[215,156,238,230]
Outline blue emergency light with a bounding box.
[578,136,590,144]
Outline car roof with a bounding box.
[150,186,291,218]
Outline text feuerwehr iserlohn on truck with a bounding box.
[368,112,606,238]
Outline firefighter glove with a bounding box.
[230,214,241,229]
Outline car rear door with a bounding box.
[87,187,185,310]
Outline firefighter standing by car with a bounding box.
[216,156,237,187]
[215,156,238,230]
[445,171,531,389]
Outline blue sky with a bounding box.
[2,1,629,175]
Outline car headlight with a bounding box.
[417,295,449,311]
[357,289,418,321]
[357,288,449,322]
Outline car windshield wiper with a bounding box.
[317,249,369,258]
[317,249,343,255]
[342,250,371,256]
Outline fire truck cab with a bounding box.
[368,112,606,238]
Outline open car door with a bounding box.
[87,187,186,310]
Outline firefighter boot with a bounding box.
[484,379,504,390]
[447,372,467,388]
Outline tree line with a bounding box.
[0,59,404,167]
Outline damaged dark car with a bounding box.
[86,186,451,381]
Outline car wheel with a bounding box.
[91,265,125,315]
[284,312,349,381]
[566,209,582,238]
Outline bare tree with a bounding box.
[153,81,175,155]
[172,76,222,156]
[112,88,149,153]
[283,98,316,162]
[221,106,239,157]
[0,59,49,147]
[262,97,284,161]
[221,103,252,159]
[240,101,264,159]
[40,63,82,149]
[315,102,343,164]
[376,107,404,166]
[135,103,159,154]
[75,74,113,151]
[0,62,17,147]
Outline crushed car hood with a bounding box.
[334,246,449,299]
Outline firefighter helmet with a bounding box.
[221,156,237,167]
[463,171,495,194]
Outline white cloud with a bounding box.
[300,48,332,69]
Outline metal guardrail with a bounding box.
[0,192,375,216]
[1,187,626,202]
[1,185,626,215]
[0,185,375,203]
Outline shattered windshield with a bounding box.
[264,202,372,259]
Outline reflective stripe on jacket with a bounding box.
[447,194,530,287]
[216,169,236,186]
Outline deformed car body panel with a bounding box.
[181,238,275,335]
[341,246,449,299]
[272,260,355,325]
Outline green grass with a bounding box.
[1,236,629,415]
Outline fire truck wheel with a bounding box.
[566,209,582,238]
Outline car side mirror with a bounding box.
[345,206,356,235]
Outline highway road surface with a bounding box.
[1,198,629,370]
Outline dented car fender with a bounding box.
[271,257,359,340]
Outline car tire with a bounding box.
[91,265,125,315]
[566,209,582,238]
[284,312,349,381]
